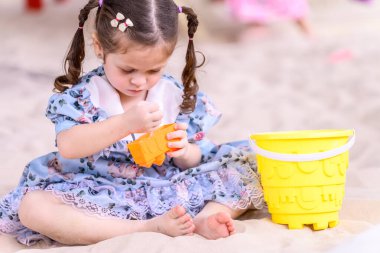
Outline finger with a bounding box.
[168,140,187,149]
[148,123,161,133]
[147,102,160,113]
[151,110,163,122]
[175,122,188,130]
[150,120,162,129]
[167,130,187,140]
[167,148,186,158]
[144,119,161,132]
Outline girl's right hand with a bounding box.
[124,101,163,133]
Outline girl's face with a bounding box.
[103,44,172,99]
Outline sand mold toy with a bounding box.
[127,123,179,168]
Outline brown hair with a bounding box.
[54,0,202,113]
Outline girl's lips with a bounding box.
[126,89,146,96]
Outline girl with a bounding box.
[0,0,265,246]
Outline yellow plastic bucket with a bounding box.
[250,129,355,230]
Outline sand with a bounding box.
[0,0,380,252]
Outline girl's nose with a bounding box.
[131,74,147,87]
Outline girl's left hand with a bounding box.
[166,123,189,158]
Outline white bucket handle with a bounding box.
[249,131,356,162]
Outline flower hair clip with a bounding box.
[110,12,134,32]
[110,12,125,27]
[118,18,134,32]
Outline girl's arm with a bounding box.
[57,101,162,159]
[167,123,202,170]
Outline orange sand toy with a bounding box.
[127,123,179,168]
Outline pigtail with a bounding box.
[54,0,100,92]
[180,6,204,114]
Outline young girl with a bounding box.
[0,0,265,246]
[225,0,312,36]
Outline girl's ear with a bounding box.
[92,32,104,60]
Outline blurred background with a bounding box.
[0,0,379,195]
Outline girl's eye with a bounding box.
[122,69,135,74]
[149,69,161,74]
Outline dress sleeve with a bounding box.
[45,86,103,135]
[185,91,222,157]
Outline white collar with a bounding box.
[86,75,183,140]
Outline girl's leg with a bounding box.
[18,190,195,245]
[193,201,247,240]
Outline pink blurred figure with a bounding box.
[328,49,353,64]
[226,0,312,36]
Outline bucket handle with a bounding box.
[249,131,355,162]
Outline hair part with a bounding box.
[54,0,203,113]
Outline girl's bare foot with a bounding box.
[149,206,195,237]
[194,212,236,239]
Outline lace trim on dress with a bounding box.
[0,148,265,244]
[46,149,265,219]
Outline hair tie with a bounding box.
[78,26,84,30]
[178,6,182,13]
[99,0,103,7]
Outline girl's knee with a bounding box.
[18,190,52,227]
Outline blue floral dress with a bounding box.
[0,66,265,245]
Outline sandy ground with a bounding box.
[0,0,380,252]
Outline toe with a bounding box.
[215,212,231,224]
[227,225,236,234]
[225,219,235,233]
[180,220,194,230]
[226,220,234,228]
[182,224,196,235]
[170,206,186,219]
[177,213,192,224]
